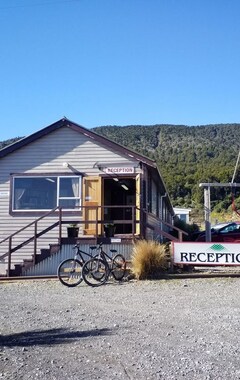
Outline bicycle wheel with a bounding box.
[82,258,109,287]
[57,258,83,287]
[112,254,126,281]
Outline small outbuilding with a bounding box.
[174,207,192,224]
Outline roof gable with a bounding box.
[0,117,156,167]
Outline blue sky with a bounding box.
[1,0,240,140]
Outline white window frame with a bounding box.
[12,175,82,212]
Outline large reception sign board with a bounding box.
[173,242,240,266]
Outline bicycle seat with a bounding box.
[110,249,117,253]
[90,246,97,250]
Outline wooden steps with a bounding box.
[9,244,60,276]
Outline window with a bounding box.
[12,175,81,211]
[151,179,158,215]
[177,214,187,223]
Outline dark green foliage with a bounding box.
[173,218,200,241]
[0,137,23,149]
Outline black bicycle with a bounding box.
[81,242,126,287]
[57,243,98,287]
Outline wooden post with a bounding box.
[7,237,12,277]
[33,221,37,265]
[59,207,62,242]
[204,186,211,242]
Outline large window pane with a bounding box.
[13,177,57,210]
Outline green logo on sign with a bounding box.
[209,244,227,252]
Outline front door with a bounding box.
[103,177,137,234]
[83,177,102,235]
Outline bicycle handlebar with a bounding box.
[73,242,103,250]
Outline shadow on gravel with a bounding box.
[0,327,112,347]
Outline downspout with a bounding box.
[160,193,167,242]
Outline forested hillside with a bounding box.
[2,124,240,213]
[0,137,23,150]
[92,124,240,212]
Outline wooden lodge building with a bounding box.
[0,118,184,277]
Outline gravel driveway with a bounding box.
[1,276,240,380]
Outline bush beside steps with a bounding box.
[130,240,170,280]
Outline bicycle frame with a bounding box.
[94,243,117,270]
[73,243,97,264]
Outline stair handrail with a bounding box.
[139,208,188,242]
[0,207,61,245]
[0,207,62,275]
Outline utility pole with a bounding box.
[203,185,211,241]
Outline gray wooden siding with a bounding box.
[0,127,141,274]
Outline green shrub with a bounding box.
[131,240,169,280]
[172,218,200,240]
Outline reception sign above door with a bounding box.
[105,167,135,174]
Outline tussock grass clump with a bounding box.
[131,240,169,280]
